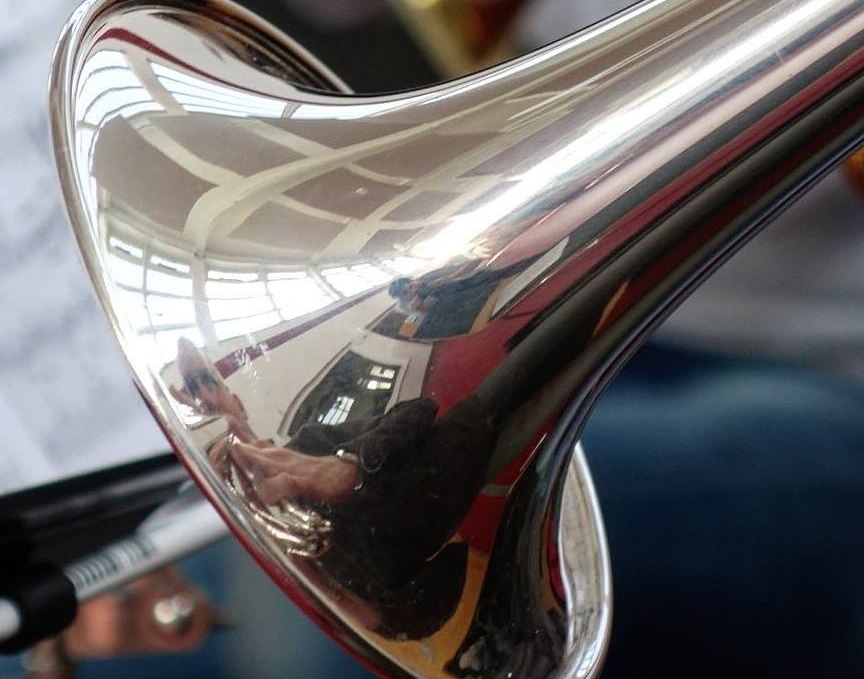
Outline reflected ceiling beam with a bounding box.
[139,124,242,185]
[244,118,413,186]
[126,52,184,114]
[319,177,500,258]
[178,43,601,249]
[181,119,441,249]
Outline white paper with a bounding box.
[0,1,168,494]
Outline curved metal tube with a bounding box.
[49,0,864,676]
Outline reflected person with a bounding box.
[230,396,496,639]
[170,338,498,639]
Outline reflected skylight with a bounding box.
[152,62,286,118]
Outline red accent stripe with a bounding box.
[213,289,383,378]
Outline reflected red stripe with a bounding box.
[214,288,383,377]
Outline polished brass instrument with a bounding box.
[49,0,864,676]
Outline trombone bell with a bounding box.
[49,0,864,676]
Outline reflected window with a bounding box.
[76,50,163,128]
[200,259,398,342]
[109,236,143,258]
[148,269,194,296]
[107,253,144,288]
[106,235,199,362]
[107,230,411,352]
[151,255,191,274]
[114,289,150,330]
[321,263,393,296]
[288,352,400,435]
[151,62,286,118]
[205,267,276,341]
[205,279,267,299]
[370,365,396,380]
[320,395,356,426]
[267,272,335,321]
[145,294,195,325]
[214,311,281,341]
[202,260,394,341]
[209,295,274,321]
[209,270,259,282]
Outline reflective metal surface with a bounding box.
[49,0,864,676]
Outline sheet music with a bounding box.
[0,1,168,494]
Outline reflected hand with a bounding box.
[231,441,359,505]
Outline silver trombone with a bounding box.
[48,0,864,676]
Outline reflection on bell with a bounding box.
[50,0,864,676]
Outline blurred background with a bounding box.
[2,0,864,676]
